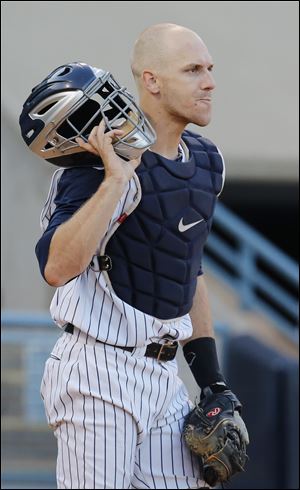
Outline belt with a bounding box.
[64,323,178,362]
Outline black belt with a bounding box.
[64,323,178,362]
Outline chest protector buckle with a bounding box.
[98,254,112,271]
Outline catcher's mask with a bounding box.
[19,62,156,167]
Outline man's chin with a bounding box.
[189,113,212,127]
[180,113,211,128]
[192,120,211,128]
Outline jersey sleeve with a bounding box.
[35,167,104,280]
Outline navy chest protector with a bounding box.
[102,131,224,320]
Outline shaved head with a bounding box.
[130,23,215,136]
[131,23,206,82]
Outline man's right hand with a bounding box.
[76,119,141,185]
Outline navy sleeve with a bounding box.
[35,167,105,280]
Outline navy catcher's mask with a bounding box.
[19,62,156,167]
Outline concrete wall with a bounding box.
[1,1,299,311]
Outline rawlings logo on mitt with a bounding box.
[183,389,249,487]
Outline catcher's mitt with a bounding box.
[183,389,249,487]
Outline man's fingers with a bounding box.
[75,137,99,156]
[91,119,105,140]
[75,122,125,157]
[98,118,106,131]
[75,136,87,148]
[88,126,99,143]
[97,123,124,142]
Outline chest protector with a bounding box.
[102,130,224,320]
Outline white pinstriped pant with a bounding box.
[41,328,207,489]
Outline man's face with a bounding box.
[157,36,216,127]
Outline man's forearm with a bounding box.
[181,274,226,389]
[181,274,214,346]
[44,176,126,286]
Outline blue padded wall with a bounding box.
[222,334,299,490]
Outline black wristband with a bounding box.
[182,337,226,389]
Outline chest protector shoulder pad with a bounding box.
[102,130,224,320]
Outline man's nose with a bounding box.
[200,70,216,91]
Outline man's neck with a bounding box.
[142,106,186,160]
[149,136,182,160]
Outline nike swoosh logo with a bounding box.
[178,217,204,232]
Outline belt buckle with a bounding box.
[157,339,178,362]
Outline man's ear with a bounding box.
[142,70,160,94]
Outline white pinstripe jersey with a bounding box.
[40,168,194,348]
[40,140,225,348]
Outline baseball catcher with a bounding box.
[182,338,249,487]
[21,21,249,490]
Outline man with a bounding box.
[35,23,240,489]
